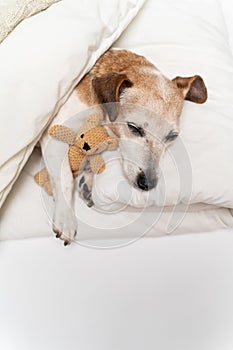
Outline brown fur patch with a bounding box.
[76,49,207,126]
[76,49,155,106]
[93,72,133,121]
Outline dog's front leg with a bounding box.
[42,139,77,246]
[77,162,94,207]
[51,157,77,246]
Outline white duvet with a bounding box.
[0,0,145,208]
[0,0,233,241]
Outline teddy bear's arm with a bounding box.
[49,125,76,145]
[68,145,87,176]
[89,154,105,174]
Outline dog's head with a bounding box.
[93,55,207,191]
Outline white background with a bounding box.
[0,1,233,349]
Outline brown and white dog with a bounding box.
[41,49,207,245]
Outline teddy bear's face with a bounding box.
[76,126,111,155]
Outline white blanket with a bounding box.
[0,0,145,208]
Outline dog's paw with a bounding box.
[52,206,77,246]
[78,171,94,207]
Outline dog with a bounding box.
[40,49,207,245]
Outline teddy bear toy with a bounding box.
[34,114,118,196]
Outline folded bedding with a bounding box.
[0,0,60,43]
[1,0,233,241]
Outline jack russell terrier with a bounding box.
[40,49,207,245]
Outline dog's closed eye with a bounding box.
[127,122,145,137]
[164,130,179,142]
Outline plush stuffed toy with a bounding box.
[34,114,118,195]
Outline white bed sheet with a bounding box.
[0,1,233,350]
[221,0,233,52]
[0,231,233,350]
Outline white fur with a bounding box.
[40,90,88,244]
[142,67,170,102]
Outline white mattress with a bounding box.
[0,1,233,349]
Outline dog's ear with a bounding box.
[172,75,207,104]
[93,72,133,121]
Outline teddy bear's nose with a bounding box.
[83,142,91,151]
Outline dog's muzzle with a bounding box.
[136,171,158,191]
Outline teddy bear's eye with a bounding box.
[80,134,84,138]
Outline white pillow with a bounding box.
[0,0,145,208]
[1,147,233,242]
[92,0,233,210]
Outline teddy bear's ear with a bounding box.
[86,114,100,127]
[105,137,118,151]
[78,114,100,135]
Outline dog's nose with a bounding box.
[83,142,91,151]
[136,171,157,191]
